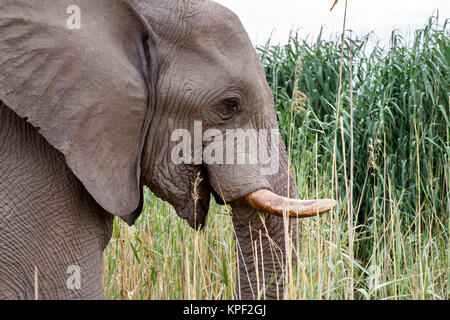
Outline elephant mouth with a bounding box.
[179,167,337,230]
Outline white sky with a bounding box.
[214,0,450,47]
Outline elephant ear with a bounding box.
[0,0,150,218]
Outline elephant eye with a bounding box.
[218,98,240,121]
[210,98,241,123]
[224,99,238,111]
[223,97,241,114]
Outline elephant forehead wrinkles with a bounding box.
[130,0,206,44]
[184,2,258,70]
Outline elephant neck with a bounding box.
[140,121,167,194]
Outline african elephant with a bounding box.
[0,0,335,299]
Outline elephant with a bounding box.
[0,0,336,299]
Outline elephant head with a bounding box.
[0,0,335,299]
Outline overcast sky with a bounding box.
[214,0,449,47]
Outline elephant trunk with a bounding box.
[231,151,300,300]
[231,203,297,299]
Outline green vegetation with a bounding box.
[103,16,449,300]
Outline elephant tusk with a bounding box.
[243,189,337,218]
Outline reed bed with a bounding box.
[103,15,449,300]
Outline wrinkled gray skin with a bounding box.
[0,0,298,299]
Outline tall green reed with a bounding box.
[258,14,449,299]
